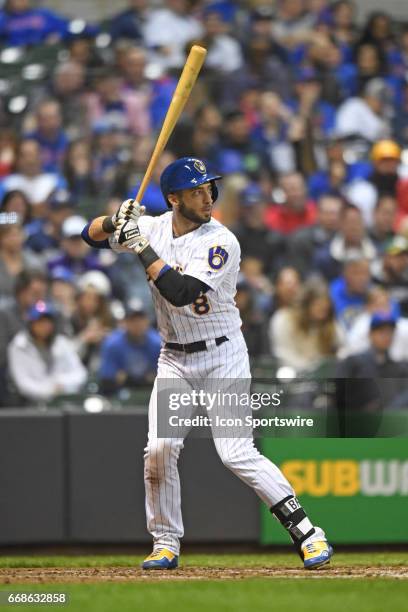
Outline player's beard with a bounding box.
[178,198,212,225]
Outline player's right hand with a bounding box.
[117,199,146,224]
[115,219,150,254]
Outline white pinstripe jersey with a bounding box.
[110,211,242,343]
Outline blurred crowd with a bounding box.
[1,0,408,410]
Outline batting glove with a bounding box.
[115,219,150,254]
[117,199,146,224]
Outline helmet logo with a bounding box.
[194,159,207,174]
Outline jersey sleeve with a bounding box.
[183,231,240,291]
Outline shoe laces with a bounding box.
[305,542,318,553]
[150,548,164,558]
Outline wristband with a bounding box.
[156,264,172,280]
[102,216,116,234]
[138,244,160,269]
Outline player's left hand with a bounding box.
[117,199,146,224]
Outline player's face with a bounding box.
[176,183,214,225]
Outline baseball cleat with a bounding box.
[141,548,179,570]
[302,540,333,570]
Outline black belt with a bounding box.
[165,336,229,354]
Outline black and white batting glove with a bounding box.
[117,199,146,224]
[115,219,150,254]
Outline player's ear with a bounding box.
[168,193,179,209]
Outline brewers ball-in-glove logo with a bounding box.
[208,246,229,270]
[194,159,207,174]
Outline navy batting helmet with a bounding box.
[160,157,222,208]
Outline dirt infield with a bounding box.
[1,566,407,583]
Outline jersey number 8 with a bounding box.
[192,294,210,315]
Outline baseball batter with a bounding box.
[82,157,333,570]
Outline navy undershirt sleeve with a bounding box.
[154,268,210,307]
[81,221,111,249]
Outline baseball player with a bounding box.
[82,157,333,570]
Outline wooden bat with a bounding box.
[135,45,207,203]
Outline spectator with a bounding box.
[84,68,151,137]
[26,100,69,173]
[8,301,87,404]
[314,205,376,280]
[371,236,408,316]
[109,0,149,43]
[235,278,269,358]
[345,139,402,224]
[98,300,161,394]
[117,44,147,90]
[0,269,47,404]
[47,215,103,279]
[63,140,98,202]
[353,43,387,95]
[217,109,263,177]
[272,0,314,50]
[0,128,18,178]
[329,256,371,330]
[330,0,357,48]
[169,104,222,164]
[47,61,87,135]
[72,270,115,373]
[336,311,408,413]
[307,135,372,201]
[271,266,302,314]
[240,256,273,314]
[222,18,290,105]
[269,278,339,371]
[357,11,395,57]
[113,136,153,200]
[117,45,152,117]
[342,286,408,360]
[265,172,317,234]
[198,5,243,74]
[0,140,66,212]
[66,31,104,80]
[117,44,176,131]
[287,66,336,140]
[233,184,286,276]
[25,189,74,256]
[0,212,43,308]
[289,194,343,275]
[91,120,126,199]
[143,0,203,70]
[129,150,175,215]
[303,34,352,105]
[368,195,397,253]
[49,266,76,323]
[251,91,297,174]
[1,190,31,225]
[335,78,391,142]
[0,0,68,47]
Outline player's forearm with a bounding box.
[146,258,167,281]
[87,216,115,241]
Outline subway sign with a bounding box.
[281,459,408,496]
[260,439,408,544]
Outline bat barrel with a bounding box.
[135,45,207,204]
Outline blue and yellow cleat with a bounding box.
[141,548,179,570]
[302,540,333,570]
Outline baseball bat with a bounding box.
[135,45,207,203]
